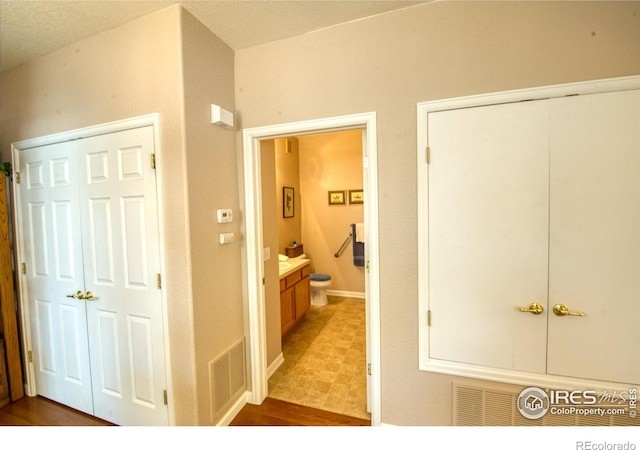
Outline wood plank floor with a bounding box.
[0,395,369,426]
[0,396,113,426]
[229,397,370,426]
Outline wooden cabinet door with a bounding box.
[294,276,310,320]
[280,287,296,335]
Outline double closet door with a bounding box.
[428,89,640,385]
[17,125,168,425]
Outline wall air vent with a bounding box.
[453,382,638,426]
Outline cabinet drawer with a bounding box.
[301,264,310,278]
[279,279,286,292]
[285,269,302,288]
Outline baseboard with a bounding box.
[327,290,365,299]
[267,352,284,378]
[217,391,251,426]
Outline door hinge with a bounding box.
[163,390,168,405]
[15,171,21,184]
[21,262,26,275]
[427,310,432,327]
[156,273,162,289]
[151,153,156,169]
[426,146,431,164]
[262,277,265,285]
[28,350,33,362]
[366,260,370,273]
[363,155,369,169]
[367,363,371,376]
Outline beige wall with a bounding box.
[275,138,302,253]
[180,9,244,424]
[0,5,243,425]
[235,1,640,425]
[298,130,364,294]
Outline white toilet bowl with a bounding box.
[310,274,331,307]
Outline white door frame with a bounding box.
[241,112,381,425]
[11,114,174,424]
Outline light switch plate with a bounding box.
[219,233,234,245]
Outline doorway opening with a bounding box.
[241,112,380,425]
[267,130,367,420]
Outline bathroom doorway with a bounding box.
[266,130,368,420]
[241,113,381,425]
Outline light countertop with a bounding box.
[278,258,310,279]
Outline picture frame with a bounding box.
[349,189,364,205]
[283,186,294,218]
[328,190,346,206]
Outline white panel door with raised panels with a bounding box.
[20,142,93,415]
[18,125,168,425]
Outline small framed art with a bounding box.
[349,189,364,204]
[328,190,346,206]
[283,187,294,218]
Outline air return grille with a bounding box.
[453,382,638,426]
[209,338,246,423]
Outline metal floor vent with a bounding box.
[453,382,638,426]
[209,338,246,423]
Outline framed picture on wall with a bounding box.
[328,190,346,205]
[349,189,364,204]
[283,187,294,218]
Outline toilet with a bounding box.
[290,251,331,307]
[309,273,332,307]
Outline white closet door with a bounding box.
[18,124,168,425]
[428,100,549,373]
[78,126,168,425]
[19,142,93,414]
[548,90,640,385]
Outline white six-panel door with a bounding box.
[20,141,94,414]
[17,125,168,425]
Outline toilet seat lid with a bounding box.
[310,273,331,281]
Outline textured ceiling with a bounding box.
[0,0,426,73]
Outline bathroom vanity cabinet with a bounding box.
[280,263,310,336]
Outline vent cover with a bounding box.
[453,382,638,426]
[209,338,246,423]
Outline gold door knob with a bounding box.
[518,302,544,315]
[80,291,97,301]
[66,290,83,299]
[552,304,585,317]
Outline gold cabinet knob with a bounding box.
[552,304,585,317]
[518,302,544,315]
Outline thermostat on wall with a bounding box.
[216,208,233,223]
[211,104,234,129]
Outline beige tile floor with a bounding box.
[268,296,371,421]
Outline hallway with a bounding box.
[268,296,370,421]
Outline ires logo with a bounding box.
[518,387,638,420]
[549,390,597,405]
